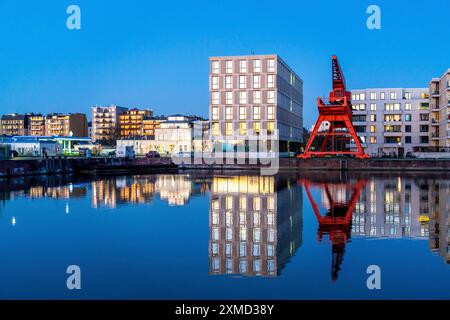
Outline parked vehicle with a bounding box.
[116,146,135,158]
[146,151,160,158]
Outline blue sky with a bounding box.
[0,0,448,127]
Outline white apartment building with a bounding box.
[91,105,128,144]
[209,55,303,153]
[429,69,450,149]
[350,88,430,157]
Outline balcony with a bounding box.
[431,118,440,125]
[431,132,440,139]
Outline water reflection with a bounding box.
[0,172,449,283]
[209,176,302,277]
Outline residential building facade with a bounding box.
[209,55,303,153]
[350,88,430,157]
[429,69,450,149]
[91,105,128,144]
[1,114,29,136]
[44,113,88,137]
[29,114,46,136]
[118,108,154,139]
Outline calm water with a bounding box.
[0,172,449,300]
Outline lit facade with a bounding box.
[91,105,128,144]
[0,114,29,136]
[29,114,45,136]
[209,55,303,153]
[118,108,154,139]
[350,88,430,157]
[44,113,88,137]
[429,69,450,149]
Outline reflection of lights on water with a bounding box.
[11,216,16,226]
[65,203,70,214]
[69,183,74,193]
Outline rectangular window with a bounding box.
[405,136,411,144]
[211,76,219,90]
[225,60,233,74]
[384,103,401,111]
[384,114,402,122]
[267,106,275,120]
[380,92,385,100]
[370,103,377,111]
[370,136,377,144]
[225,91,233,105]
[404,92,411,99]
[226,122,233,136]
[239,122,246,135]
[212,107,219,121]
[239,107,247,120]
[370,114,376,122]
[267,59,275,72]
[267,91,275,104]
[212,122,220,136]
[420,136,429,144]
[360,93,366,100]
[390,92,397,99]
[239,91,247,104]
[420,103,429,110]
[370,125,376,133]
[420,114,429,121]
[384,125,402,132]
[253,59,261,72]
[267,121,275,133]
[239,75,247,89]
[225,76,233,89]
[253,91,261,104]
[267,74,275,88]
[253,106,260,120]
[253,75,261,89]
[352,104,366,111]
[253,122,260,133]
[405,103,412,110]
[212,92,220,105]
[239,60,247,73]
[420,125,429,132]
[226,106,233,120]
[384,136,401,144]
[405,125,411,132]
[211,61,219,74]
[370,92,377,100]
[405,114,412,121]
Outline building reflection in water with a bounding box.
[209,175,302,277]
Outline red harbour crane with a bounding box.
[299,55,369,159]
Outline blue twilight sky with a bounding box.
[0,0,449,127]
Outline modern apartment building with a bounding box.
[44,113,88,137]
[209,175,302,277]
[209,55,303,153]
[29,114,45,136]
[0,114,29,136]
[91,105,128,144]
[118,108,154,139]
[429,69,450,149]
[350,88,430,157]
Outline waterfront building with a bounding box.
[429,180,450,264]
[91,105,128,144]
[429,69,450,149]
[44,113,88,137]
[209,175,302,277]
[29,114,46,136]
[142,116,165,138]
[118,108,154,139]
[349,88,430,157]
[1,114,29,136]
[209,54,303,153]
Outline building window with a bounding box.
[404,92,411,99]
[267,74,275,88]
[380,92,385,100]
[370,114,376,122]
[211,76,219,90]
[384,103,401,111]
[239,122,247,135]
[212,107,219,121]
[212,122,220,136]
[267,91,275,104]
[226,107,233,120]
[253,59,261,73]
[405,103,412,110]
[405,114,412,121]
[239,60,247,73]
[420,136,429,144]
[226,122,233,136]
[211,61,219,74]
[370,103,377,111]
[267,121,275,133]
[267,106,275,120]
[239,91,247,104]
[253,75,261,89]
[370,125,376,133]
[420,102,429,110]
[239,107,247,120]
[225,91,233,105]
[390,92,397,99]
[384,125,401,132]
[420,114,429,121]
[370,136,377,144]
[239,75,247,89]
[253,122,260,133]
[267,59,275,72]
[370,92,377,100]
[405,125,411,132]
[212,92,220,105]
[420,125,429,133]
[405,136,411,144]
[253,106,260,120]
[225,76,233,89]
[225,60,233,74]
[384,136,401,144]
[253,91,261,104]
[352,104,366,111]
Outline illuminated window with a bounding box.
[267,74,275,88]
[370,114,376,122]
[390,92,397,99]
[253,122,261,133]
[211,92,220,105]
[225,60,233,73]
[267,106,275,120]
[225,76,233,89]
[370,103,377,111]
[239,91,247,104]
[267,91,275,104]
[239,75,247,89]
[267,121,275,133]
[239,60,247,73]
[253,91,261,104]
[384,103,401,111]
[226,122,233,136]
[267,59,275,72]
[226,106,233,120]
[225,91,233,105]
[211,61,219,74]
[253,106,260,120]
[370,125,376,133]
[211,76,219,90]
[370,92,377,100]
[212,122,220,136]
[370,136,377,144]
[253,59,261,72]
[253,75,261,89]
[404,92,411,99]
[380,92,385,100]
[239,122,247,135]
[212,107,219,121]
[239,106,247,120]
